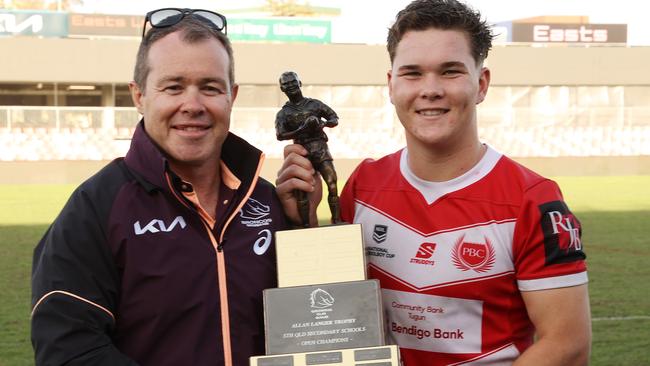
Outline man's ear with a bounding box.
[128,81,145,115]
[476,67,491,105]
[387,69,395,105]
[230,83,239,103]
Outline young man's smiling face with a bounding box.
[130,31,238,172]
[388,28,489,153]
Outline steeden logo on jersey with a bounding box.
[409,242,437,266]
[451,235,496,273]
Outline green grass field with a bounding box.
[1,177,649,365]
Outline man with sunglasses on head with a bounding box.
[31,9,287,366]
[276,0,591,365]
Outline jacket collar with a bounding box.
[124,119,264,194]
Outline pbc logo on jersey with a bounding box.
[539,201,586,265]
[451,235,496,273]
[372,225,388,244]
[409,242,436,266]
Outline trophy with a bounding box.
[250,224,400,366]
[275,71,341,227]
[251,74,400,365]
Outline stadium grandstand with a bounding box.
[1,7,649,182]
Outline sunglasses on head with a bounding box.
[142,8,227,38]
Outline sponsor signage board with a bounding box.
[0,11,331,43]
[229,18,331,43]
[68,13,142,37]
[511,23,627,44]
[0,10,67,37]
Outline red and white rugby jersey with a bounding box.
[340,146,587,366]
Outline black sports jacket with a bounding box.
[32,122,287,365]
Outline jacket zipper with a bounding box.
[212,156,265,365]
[164,173,234,366]
[164,154,265,366]
[201,222,233,366]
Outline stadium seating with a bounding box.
[0,106,648,161]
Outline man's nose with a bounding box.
[180,88,205,115]
[420,74,444,100]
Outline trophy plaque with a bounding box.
[250,225,399,365]
[250,344,399,366]
[274,224,366,287]
[264,279,383,355]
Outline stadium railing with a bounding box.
[0,105,649,161]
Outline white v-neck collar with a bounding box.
[400,145,502,205]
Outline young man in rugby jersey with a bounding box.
[276,1,591,364]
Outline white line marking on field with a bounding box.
[592,315,650,322]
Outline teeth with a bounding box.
[418,109,445,116]
[179,126,205,132]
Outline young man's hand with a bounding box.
[276,144,322,227]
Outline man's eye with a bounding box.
[163,85,182,92]
[443,69,462,76]
[203,86,224,95]
[401,71,421,77]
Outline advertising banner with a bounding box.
[68,13,142,37]
[511,23,627,44]
[229,18,331,43]
[0,10,67,37]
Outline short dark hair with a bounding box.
[279,71,299,83]
[387,0,493,65]
[133,16,235,92]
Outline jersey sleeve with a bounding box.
[31,186,138,365]
[512,179,588,292]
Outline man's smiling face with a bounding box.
[388,28,489,152]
